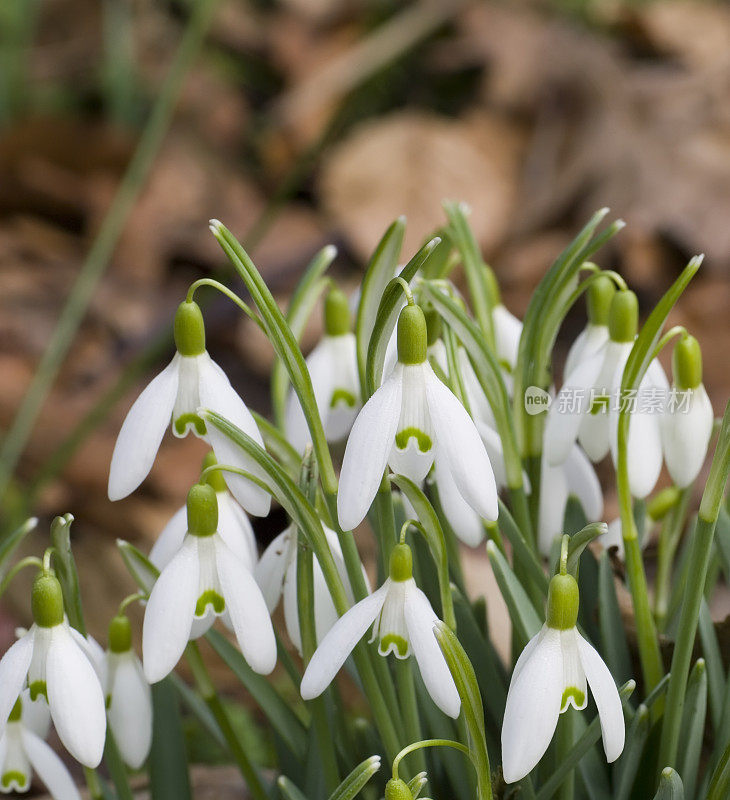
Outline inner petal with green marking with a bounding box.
[378,633,409,658]
[394,427,432,452]
[29,680,47,702]
[174,413,207,436]
[330,388,357,408]
[2,772,28,790]
[195,590,225,617]
[561,686,586,711]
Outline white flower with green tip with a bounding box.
[0,574,106,768]
[286,287,361,453]
[0,690,80,799]
[143,484,276,683]
[108,300,269,516]
[337,303,498,531]
[300,544,460,719]
[564,275,615,380]
[501,570,624,783]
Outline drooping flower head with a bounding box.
[337,302,497,531]
[0,572,106,768]
[300,543,460,718]
[287,285,361,452]
[108,300,269,516]
[501,566,624,783]
[143,483,276,683]
[564,274,615,379]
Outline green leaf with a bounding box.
[206,629,307,761]
[0,516,37,579]
[103,732,134,800]
[597,552,633,685]
[677,659,707,800]
[116,538,158,594]
[653,768,685,800]
[252,409,302,479]
[355,217,405,394]
[615,705,649,800]
[708,740,730,800]
[170,673,225,749]
[272,245,336,428]
[698,600,724,733]
[364,236,441,398]
[278,776,310,800]
[497,499,548,595]
[563,522,607,578]
[149,679,192,800]
[49,514,86,634]
[486,540,542,642]
[327,756,382,800]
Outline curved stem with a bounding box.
[117,592,144,615]
[392,738,470,780]
[650,325,687,362]
[0,556,43,597]
[186,279,266,332]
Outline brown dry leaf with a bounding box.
[319,110,522,262]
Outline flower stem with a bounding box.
[653,488,690,630]
[658,401,730,774]
[185,642,269,800]
[395,659,426,777]
[186,278,265,332]
[555,710,575,800]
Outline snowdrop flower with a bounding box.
[661,334,714,488]
[301,543,460,718]
[150,452,257,572]
[143,483,276,683]
[337,303,497,531]
[502,569,624,782]
[538,444,603,557]
[0,573,106,768]
[108,299,269,516]
[97,615,152,770]
[564,274,615,379]
[287,287,361,453]
[0,690,81,799]
[256,522,364,654]
[545,290,666,498]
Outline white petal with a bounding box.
[0,631,34,741]
[312,561,341,646]
[216,539,277,675]
[46,627,106,767]
[107,653,152,769]
[560,629,587,710]
[20,689,51,740]
[565,324,608,380]
[300,583,389,700]
[143,538,199,683]
[545,351,603,466]
[320,335,360,443]
[475,421,509,490]
[282,560,303,654]
[108,357,180,501]
[337,368,403,531]
[21,727,81,800]
[286,340,334,454]
[603,518,625,558]
[576,633,625,762]
[255,528,292,613]
[493,304,522,371]
[501,627,563,783]
[434,456,484,547]
[189,608,216,640]
[198,357,271,517]
[538,457,569,558]
[404,587,460,718]
[563,444,603,521]
[149,504,188,571]
[425,368,498,521]
[661,384,714,488]
[217,492,257,569]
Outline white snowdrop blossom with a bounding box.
[150,454,257,573]
[300,544,460,718]
[108,299,269,516]
[660,334,714,488]
[143,484,276,683]
[502,571,624,783]
[538,444,603,557]
[0,690,81,799]
[286,287,361,453]
[492,303,522,373]
[337,303,498,531]
[0,574,106,768]
[563,274,616,379]
[256,523,366,654]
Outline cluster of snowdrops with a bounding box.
[1,204,729,800]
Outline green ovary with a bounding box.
[379,634,409,658]
[195,590,225,617]
[174,413,206,436]
[2,772,28,789]
[330,389,356,408]
[561,687,586,710]
[395,427,432,452]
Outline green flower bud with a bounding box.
[389,543,413,583]
[587,275,616,326]
[187,483,218,537]
[201,451,227,494]
[546,573,579,631]
[174,301,206,357]
[423,306,442,347]
[31,572,65,628]
[397,304,427,365]
[324,286,351,337]
[672,334,702,390]
[108,614,132,653]
[385,778,413,800]
[608,290,638,343]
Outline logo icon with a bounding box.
[524,386,551,415]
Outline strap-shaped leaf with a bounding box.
[677,659,707,800]
[486,540,542,642]
[597,552,633,685]
[50,514,86,634]
[327,756,381,800]
[615,705,649,800]
[364,237,440,398]
[117,538,158,594]
[272,245,336,429]
[497,499,548,595]
[355,217,405,394]
[0,517,37,579]
[278,776,310,800]
[149,679,192,800]
[653,769,685,800]
[563,522,608,578]
[698,600,724,733]
[251,409,301,478]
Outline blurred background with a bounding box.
[1,0,730,788]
